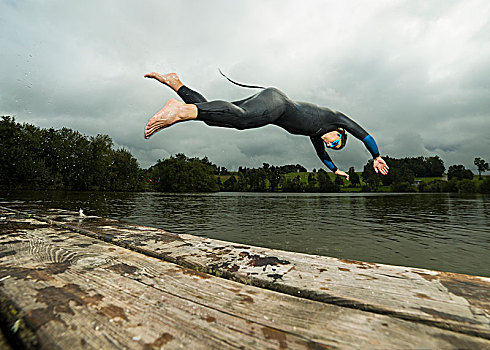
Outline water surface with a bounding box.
[1,191,489,277]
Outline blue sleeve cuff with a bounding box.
[323,159,337,171]
[362,134,380,158]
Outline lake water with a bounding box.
[1,191,489,277]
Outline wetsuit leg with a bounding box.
[175,86,231,127]
[195,88,291,130]
[176,86,259,127]
[177,85,256,106]
[177,86,207,104]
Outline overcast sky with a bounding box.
[1,0,489,172]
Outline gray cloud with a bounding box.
[1,0,489,172]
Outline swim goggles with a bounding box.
[328,134,342,148]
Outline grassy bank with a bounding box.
[215,172,489,193]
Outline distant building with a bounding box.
[441,174,448,181]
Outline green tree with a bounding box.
[427,156,445,177]
[248,168,267,191]
[151,154,219,192]
[109,148,143,191]
[281,175,305,192]
[478,178,490,194]
[317,169,339,192]
[334,175,344,187]
[448,165,473,180]
[397,166,415,184]
[268,166,281,192]
[362,160,380,190]
[87,134,113,190]
[59,128,91,190]
[474,157,489,180]
[0,116,19,188]
[222,176,238,191]
[457,179,476,193]
[378,157,415,186]
[307,172,318,192]
[236,172,248,191]
[441,179,459,192]
[348,167,360,187]
[0,116,144,191]
[0,117,54,189]
[391,182,415,192]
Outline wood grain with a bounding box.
[1,204,489,349]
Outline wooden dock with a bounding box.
[0,202,489,349]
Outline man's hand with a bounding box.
[373,156,389,175]
[334,169,349,181]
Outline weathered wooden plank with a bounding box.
[1,210,489,349]
[0,214,323,349]
[1,216,312,349]
[4,203,487,340]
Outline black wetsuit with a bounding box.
[177,85,380,172]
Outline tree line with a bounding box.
[217,165,340,193]
[1,116,143,191]
[361,155,444,191]
[1,116,489,193]
[360,155,489,193]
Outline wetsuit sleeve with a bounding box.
[336,113,380,158]
[310,136,337,172]
[361,135,380,158]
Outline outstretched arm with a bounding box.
[336,113,389,175]
[311,137,350,180]
[361,134,389,175]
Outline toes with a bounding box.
[145,119,171,139]
[145,127,154,139]
[146,123,157,133]
[145,124,161,138]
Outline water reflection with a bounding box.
[1,191,488,277]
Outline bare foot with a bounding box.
[144,98,185,139]
[144,72,183,91]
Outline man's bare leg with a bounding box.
[144,72,183,92]
[144,99,198,139]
